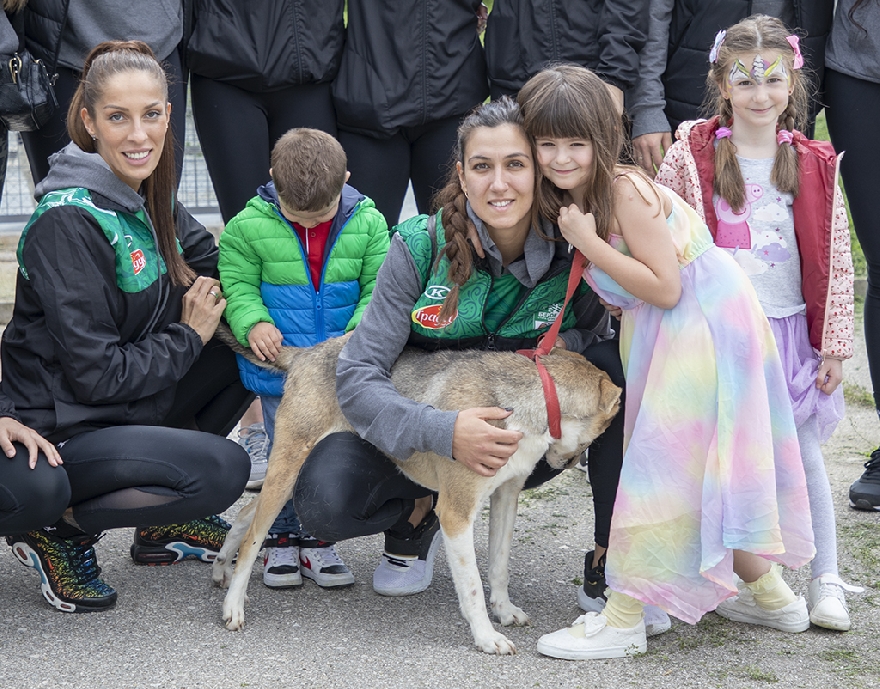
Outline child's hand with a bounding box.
[816,357,843,396]
[558,205,602,256]
[599,297,623,319]
[248,322,283,362]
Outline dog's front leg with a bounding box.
[437,498,517,655]
[488,476,529,627]
[222,449,303,631]
[212,498,257,588]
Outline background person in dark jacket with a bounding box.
[187,0,345,490]
[19,0,188,183]
[484,0,649,113]
[332,0,488,226]
[629,0,833,175]
[824,0,880,510]
[1,41,251,615]
[187,0,343,224]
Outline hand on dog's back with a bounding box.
[452,407,522,477]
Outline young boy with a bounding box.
[219,129,389,589]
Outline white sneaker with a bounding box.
[576,588,671,636]
[299,537,354,588]
[238,423,269,490]
[262,534,301,588]
[536,612,647,660]
[373,513,442,597]
[714,586,809,632]
[807,575,853,631]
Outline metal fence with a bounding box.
[0,104,219,222]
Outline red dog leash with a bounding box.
[516,249,588,439]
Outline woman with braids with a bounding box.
[0,41,251,614]
[293,97,624,601]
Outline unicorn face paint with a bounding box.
[722,50,792,133]
[726,51,791,89]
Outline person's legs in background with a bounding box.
[825,68,880,510]
[338,128,411,226]
[407,114,461,214]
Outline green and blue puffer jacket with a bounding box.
[219,182,389,396]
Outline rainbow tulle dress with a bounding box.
[584,186,815,624]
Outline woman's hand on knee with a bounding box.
[181,276,226,344]
[452,407,523,477]
[0,417,62,469]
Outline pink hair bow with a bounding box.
[777,129,794,145]
[786,35,804,69]
[715,127,732,140]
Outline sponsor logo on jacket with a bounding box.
[412,303,456,329]
[131,249,146,274]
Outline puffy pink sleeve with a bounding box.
[822,184,855,360]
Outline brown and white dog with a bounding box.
[213,332,620,654]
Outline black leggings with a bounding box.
[20,47,188,185]
[296,339,625,548]
[0,339,253,537]
[825,68,880,410]
[190,76,337,223]
[338,115,462,226]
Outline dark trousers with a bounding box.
[339,115,462,226]
[825,68,880,410]
[296,339,624,549]
[190,76,337,223]
[21,48,188,185]
[0,339,252,536]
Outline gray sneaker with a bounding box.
[373,511,441,596]
[238,423,269,490]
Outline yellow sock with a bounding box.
[603,590,644,629]
[743,563,797,611]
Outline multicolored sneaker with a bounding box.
[6,530,117,613]
[130,515,230,565]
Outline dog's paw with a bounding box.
[222,600,245,631]
[474,631,517,655]
[211,561,233,588]
[491,601,530,627]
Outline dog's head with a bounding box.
[542,351,622,470]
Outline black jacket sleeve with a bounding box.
[597,0,650,91]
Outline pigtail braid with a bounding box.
[714,108,746,212]
[771,108,800,197]
[433,176,476,324]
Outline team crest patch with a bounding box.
[423,284,450,300]
[534,303,563,330]
[131,249,146,274]
[412,303,456,329]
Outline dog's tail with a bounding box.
[214,322,292,373]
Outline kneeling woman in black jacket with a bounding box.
[0,41,252,613]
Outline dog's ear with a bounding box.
[598,377,622,416]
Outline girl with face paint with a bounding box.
[656,14,858,632]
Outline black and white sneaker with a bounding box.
[262,533,302,588]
